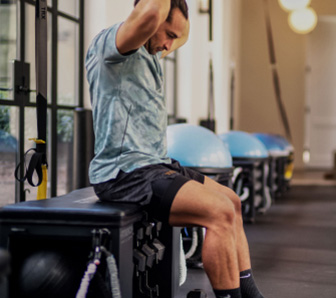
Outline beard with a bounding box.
[145,38,161,55]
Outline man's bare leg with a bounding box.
[203,176,252,272]
[169,177,265,298]
[168,180,241,290]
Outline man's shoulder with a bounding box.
[102,22,123,34]
[87,22,132,63]
[93,22,122,45]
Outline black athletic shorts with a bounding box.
[92,160,205,223]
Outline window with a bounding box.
[0,0,84,205]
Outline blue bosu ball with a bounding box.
[218,131,271,222]
[253,133,289,157]
[253,133,293,195]
[218,131,269,159]
[167,124,232,168]
[272,134,294,153]
[253,132,294,167]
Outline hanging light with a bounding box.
[278,0,311,12]
[288,7,318,34]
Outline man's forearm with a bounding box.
[135,0,171,30]
[150,0,171,26]
[116,0,171,54]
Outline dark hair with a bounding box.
[134,0,188,21]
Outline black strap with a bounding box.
[262,0,292,142]
[35,0,48,145]
[14,0,48,189]
[14,149,48,187]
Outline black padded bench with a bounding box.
[0,187,181,298]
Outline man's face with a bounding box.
[145,8,187,55]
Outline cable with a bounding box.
[101,246,122,298]
[76,262,97,298]
[179,234,187,286]
[184,228,199,259]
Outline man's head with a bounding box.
[134,0,189,21]
[135,0,189,55]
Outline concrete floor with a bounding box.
[291,168,336,186]
[176,177,336,298]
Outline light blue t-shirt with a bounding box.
[85,23,171,184]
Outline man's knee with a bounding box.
[209,197,236,230]
[210,192,242,232]
[205,177,242,216]
[231,192,242,215]
[221,187,242,216]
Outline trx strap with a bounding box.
[15,0,48,199]
[262,0,292,142]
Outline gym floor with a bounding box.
[176,170,336,298]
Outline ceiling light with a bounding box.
[278,0,311,12]
[288,7,318,34]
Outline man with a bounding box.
[86,1,265,297]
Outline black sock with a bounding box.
[213,287,242,298]
[240,269,264,298]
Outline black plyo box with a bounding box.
[0,187,143,298]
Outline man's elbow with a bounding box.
[141,8,162,35]
[141,2,170,31]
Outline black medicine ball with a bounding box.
[18,250,81,298]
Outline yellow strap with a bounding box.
[29,138,46,145]
[37,164,48,200]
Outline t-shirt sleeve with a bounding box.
[88,22,135,63]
